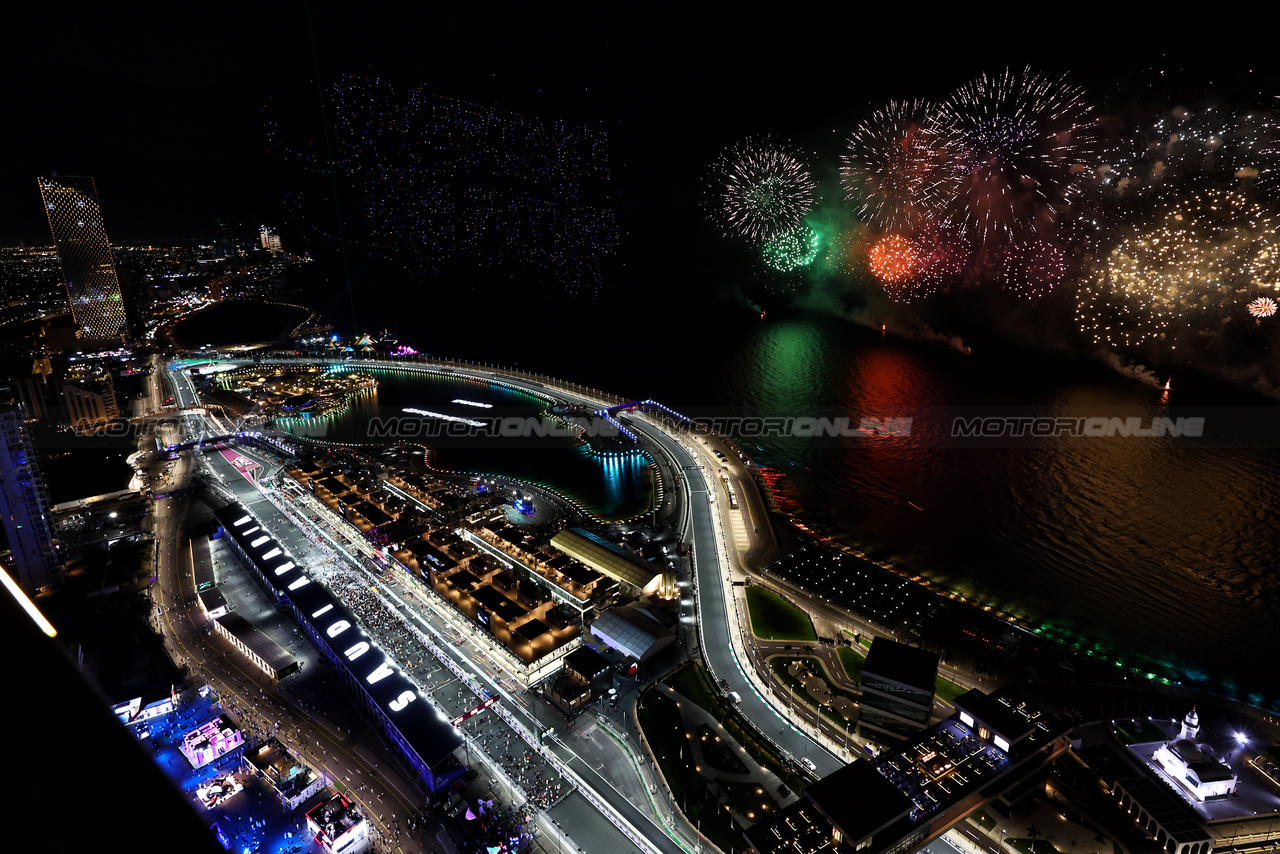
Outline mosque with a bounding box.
[1152,707,1238,801]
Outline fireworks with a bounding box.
[913,222,969,293]
[866,230,968,302]
[824,224,872,276]
[708,67,1280,381]
[1248,296,1278,318]
[932,67,1098,243]
[868,234,919,283]
[841,101,949,233]
[761,224,822,271]
[1101,105,1280,205]
[1076,190,1280,347]
[999,238,1066,300]
[710,138,817,242]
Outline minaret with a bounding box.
[1178,706,1201,741]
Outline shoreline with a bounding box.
[237,351,1279,715]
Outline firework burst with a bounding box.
[841,100,950,232]
[868,234,920,285]
[710,138,817,242]
[762,223,822,271]
[999,238,1066,300]
[1248,296,1278,318]
[932,67,1098,243]
[1077,189,1280,348]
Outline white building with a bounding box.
[259,226,283,256]
[1153,708,1237,801]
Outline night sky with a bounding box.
[3,9,1275,268]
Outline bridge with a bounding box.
[162,430,295,459]
[598,400,692,441]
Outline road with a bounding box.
[146,359,435,851]
[623,416,847,778]
[162,354,873,847]
[314,357,848,775]
[164,359,698,854]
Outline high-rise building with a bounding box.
[856,636,939,743]
[38,176,130,342]
[259,225,283,256]
[14,374,50,422]
[61,363,119,426]
[0,403,62,592]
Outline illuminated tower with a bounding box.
[0,404,62,593]
[259,225,283,256]
[37,176,130,342]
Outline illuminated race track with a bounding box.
[252,356,844,776]
[163,362,689,854]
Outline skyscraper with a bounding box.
[0,404,62,593]
[259,225,283,256]
[37,176,130,342]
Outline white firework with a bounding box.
[1247,296,1277,318]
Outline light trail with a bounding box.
[403,407,484,426]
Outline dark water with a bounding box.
[277,366,654,520]
[705,315,1280,705]
[279,265,1280,706]
[171,301,309,348]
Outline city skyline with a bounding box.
[6,12,1280,854]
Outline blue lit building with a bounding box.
[0,403,62,592]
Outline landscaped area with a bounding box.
[664,662,807,793]
[718,778,780,824]
[636,687,744,854]
[666,661,723,715]
[838,646,865,684]
[746,586,817,641]
[767,656,860,736]
[935,675,968,704]
[698,724,749,774]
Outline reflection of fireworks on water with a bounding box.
[999,238,1066,300]
[1077,189,1280,347]
[1248,296,1278,318]
[762,224,822,271]
[932,67,1097,243]
[710,138,817,242]
[841,101,949,232]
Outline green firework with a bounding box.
[762,224,822,272]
